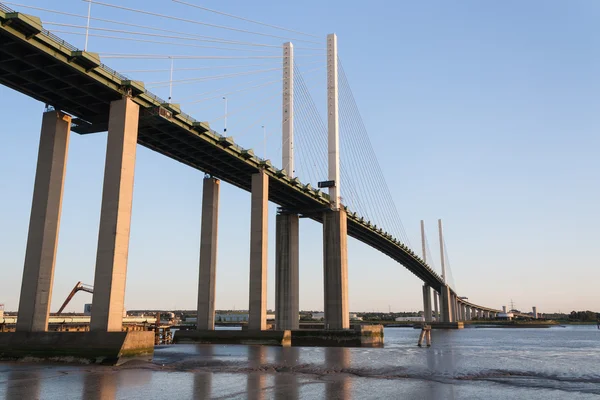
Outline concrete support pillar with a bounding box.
[477,309,483,319]
[196,177,220,330]
[466,306,471,320]
[275,213,299,330]
[455,297,460,321]
[422,285,432,322]
[451,294,458,321]
[440,285,453,323]
[16,111,71,332]
[90,98,139,332]
[248,171,269,331]
[323,209,349,329]
[433,291,439,321]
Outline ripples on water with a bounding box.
[0,326,598,399]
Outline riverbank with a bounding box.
[465,320,560,328]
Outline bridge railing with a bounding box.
[42,29,78,52]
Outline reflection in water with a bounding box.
[2,327,595,399]
[274,347,299,400]
[193,344,213,399]
[425,332,456,400]
[5,370,40,400]
[325,347,351,400]
[82,372,118,400]
[247,345,268,400]
[193,373,212,400]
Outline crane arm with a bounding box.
[56,281,94,315]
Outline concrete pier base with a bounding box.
[275,213,299,330]
[428,322,464,330]
[174,330,291,346]
[291,325,383,347]
[323,209,349,330]
[174,325,383,347]
[0,331,154,365]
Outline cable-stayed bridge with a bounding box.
[0,1,500,352]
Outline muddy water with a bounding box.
[1,325,599,399]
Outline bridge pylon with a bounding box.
[276,42,300,331]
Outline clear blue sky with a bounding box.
[1,0,598,314]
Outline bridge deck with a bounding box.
[0,5,443,289]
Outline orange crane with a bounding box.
[56,281,93,315]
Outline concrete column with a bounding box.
[275,213,299,330]
[462,304,467,321]
[422,285,432,322]
[440,285,453,323]
[323,209,349,329]
[433,291,439,321]
[450,294,457,321]
[90,97,139,332]
[466,306,471,320]
[454,296,460,321]
[455,302,460,321]
[248,171,268,331]
[455,300,461,321]
[478,309,483,319]
[16,111,71,332]
[197,177,220,330]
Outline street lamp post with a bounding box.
[262,125,266,160]
[168,57,173,102]
[84,0,93,51]
[223,97,228,133]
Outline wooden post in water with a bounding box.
[417,324,432,347]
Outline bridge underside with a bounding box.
[0,15,444,289]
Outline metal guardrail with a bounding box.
[41,28,78,52]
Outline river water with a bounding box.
[0,325,599,399]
